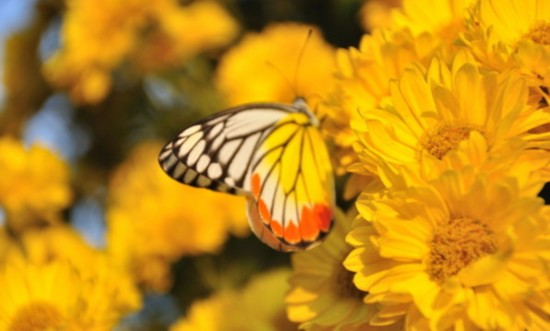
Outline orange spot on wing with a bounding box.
[284,221,301,244]
[314,204,333,232]
[257,199,271,224]
[251,173,261,198]
[270,220,283,237]
[299,206,320,241]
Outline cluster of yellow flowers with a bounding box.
[44,0,238,104]
[285,0,550,329]
[0,138,141,330]
[1,0,550,330]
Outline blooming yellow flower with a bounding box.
[216,22,336,108]
[0,226,141,331]
[44,0,238,104]
[345,157,550,330]
[286,209,382,330]
[0,137,72,233]
[106,141,248,291]
[170,268,295,331]
[463,0,550,104]
[330,28,439,184]
[352,54,550,181]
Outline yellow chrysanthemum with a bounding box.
[0,227,141,330]
[352,54,550,181]
[171,269,295,331]
[106,141,248,291]
[385,0,474,40]
[0,137,72,233]
[330,28,440,190]
[286,209,382,330]
[216,22,336,108]
[0,259,82,331]
[44,0,238,104]
[359,0,402,32]
[463,0,550,104]
[345,155,550,330]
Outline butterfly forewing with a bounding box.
[159,104,294,194]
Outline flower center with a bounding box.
[9,301,64,331]
[522,21,550,45]
[426,216,497,283]
[336,264,365,300]
[420,124,478,159]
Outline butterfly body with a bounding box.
[159,98,334,251]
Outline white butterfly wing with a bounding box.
[158,104,296,194]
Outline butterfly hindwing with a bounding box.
[245,109,335,251]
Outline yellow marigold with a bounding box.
[170,268,295,331]
[0,137,72,233]
[352,54,550,181]
[463,0,550,104]
[345,160,550,330]
[216,22,336,108]
[0,226,141,330]
[106,141,248,291]
[44,0,238,104]
[286,209,382,330]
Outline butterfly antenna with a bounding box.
[292,29,313,99]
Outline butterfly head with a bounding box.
[292,97,320,127]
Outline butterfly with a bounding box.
[158,98,334,252]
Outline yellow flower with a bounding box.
[106,141,248,291]
[170,268,295,331]
[385,0,474,40]
[0,137,72,233]
[216,22,336,108]
[286,209,381,330]
[134,0,240,73]
[345,158,550,330]
[463,0,550,103]
[330,28,440,190]
[352,54,550,180]
[0,259,82,331]
[44,0,238,104]
[359,0,402,32]
[0,226,141,331]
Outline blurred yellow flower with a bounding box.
[286,209,379,330]
[383,0,474,40]
[106,141,248,291]
[464,0,550,104]
[171,268,295,331]
[0,137,72,233]
[0,259,82,331]
[0,226,141,330]
[44,0,238,104]
[352,54,550,180]
[359,0,402,32]
[345,162,550,330]
[216,22,336,108]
